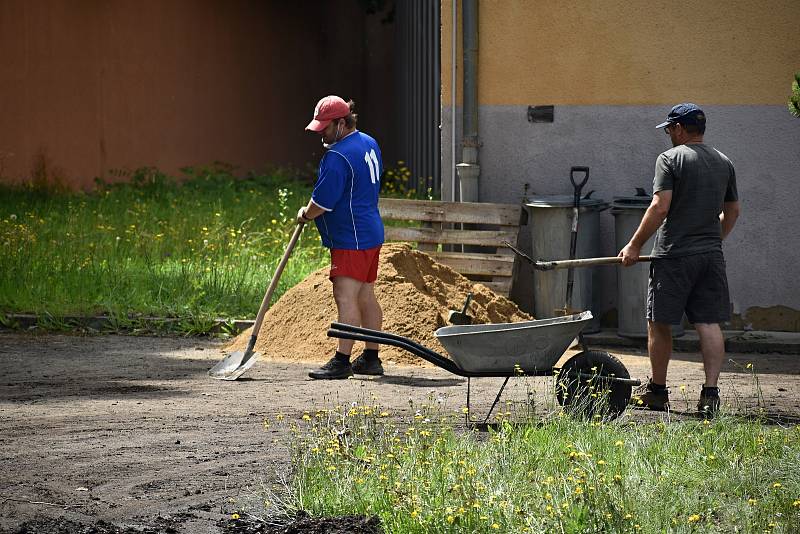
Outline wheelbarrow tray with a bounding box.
[434,311,592,374]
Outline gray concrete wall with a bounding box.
[442,104,800,329]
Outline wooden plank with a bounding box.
[380,198,521,226]
[384,227,518,247]
[429,252,514,277]
[472,278,512,295]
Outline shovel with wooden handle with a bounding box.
[208,221,305,381]
[502,240,653,271]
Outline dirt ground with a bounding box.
[1,332,798,533]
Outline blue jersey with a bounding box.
[311,131,385,250]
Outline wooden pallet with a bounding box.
[379,198,523,295]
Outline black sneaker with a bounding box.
[351,353,384,375]
[697,387,720,417]
[630,381,670,411]
[308,357,353,380]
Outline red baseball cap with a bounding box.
[305,95,350,132]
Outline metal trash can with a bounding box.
[612,191,684,338]
[525,195,608,333]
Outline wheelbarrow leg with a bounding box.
[483,377,511,426]
[466,377,512,426]
[466,378,471,425]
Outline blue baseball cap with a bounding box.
[656,103,706,129]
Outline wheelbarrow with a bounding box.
[327,311,641,424]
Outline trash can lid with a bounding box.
[612,188,651,209]
[525,195,608,209]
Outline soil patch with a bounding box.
[1,333,799,534]
[226,243,531,365]
[10,513,382,534]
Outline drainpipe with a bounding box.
[456,0,479,203]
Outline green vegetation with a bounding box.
[0,162,428,334]
[0,165,328,332]
[262,399,800,533]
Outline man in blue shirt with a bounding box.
[298,95,386,379]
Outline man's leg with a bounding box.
[648,320,673,384]
[694,322,725,387]
[332,276,364,356]
[356,282,382,350]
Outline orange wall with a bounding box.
[0,0,396,188]
[441,0,798,105]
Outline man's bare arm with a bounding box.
[720,200,740,240]
[619,190,672,266]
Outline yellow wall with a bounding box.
[442,0,798,105]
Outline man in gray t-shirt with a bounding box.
[619,103,741,416]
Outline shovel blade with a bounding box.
[208,350,260,381]
[447,311,473,326]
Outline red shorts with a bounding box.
[329,246,381,283]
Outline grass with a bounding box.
[258,396,800,533]
[0,165,328,332]
[0,161,427,334]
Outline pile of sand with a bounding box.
[226,243,532,366]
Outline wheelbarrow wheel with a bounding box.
[555,350,632,420]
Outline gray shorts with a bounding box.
[647,250,731,325]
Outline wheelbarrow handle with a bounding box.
[327,323,465,376]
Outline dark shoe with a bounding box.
[308,357,353,380]
[697,387,720,417]
[351,353,384,375]
[630,382,670,411]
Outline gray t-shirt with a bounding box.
[651,143,738,258]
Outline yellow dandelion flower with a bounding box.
[410,510,418,518]
[231,513,240,520]
[748,498,757,505]
[615,440,624,447]
[446,515,454,524]
[687,514,700,523]
[746,362,753,369]
[773,482,782,488]
[792,500,800,508]
[625,513,632,519]
[491,524,500,530]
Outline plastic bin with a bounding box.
[525,195,608,333]
[612,192,684,338]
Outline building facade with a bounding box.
[441,0,800,330]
